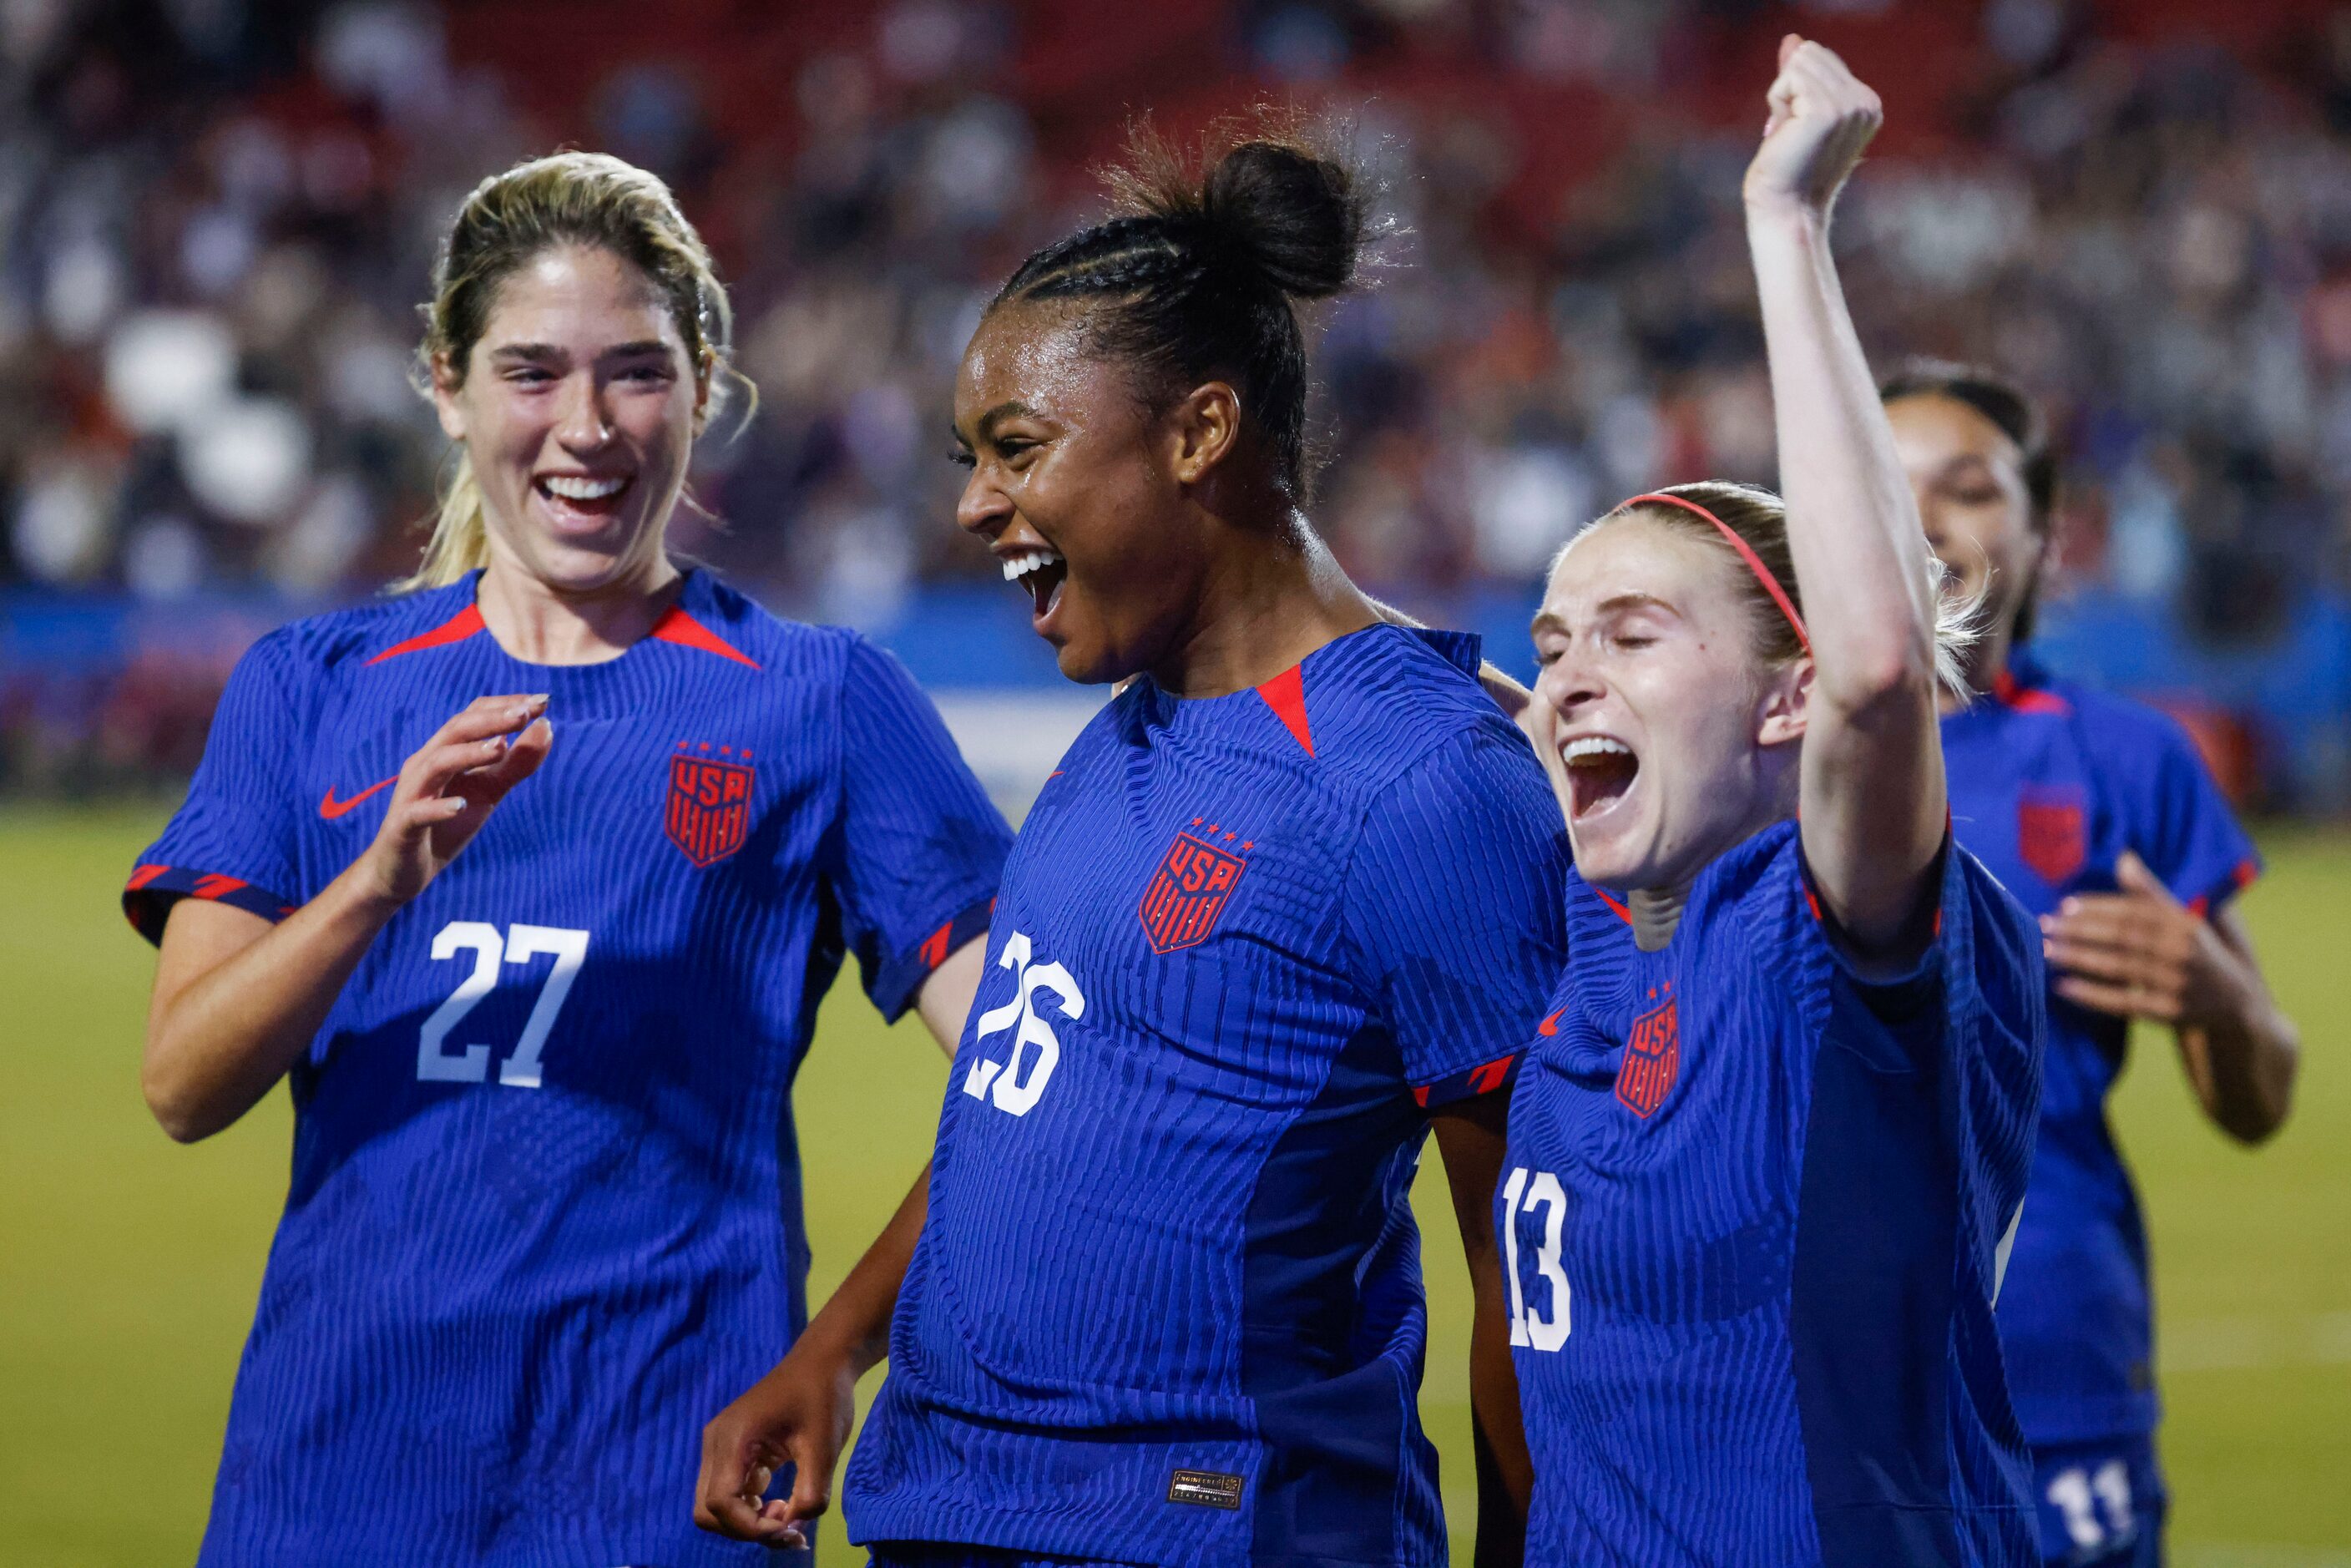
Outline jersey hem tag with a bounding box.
[1167,1469,1244,1509]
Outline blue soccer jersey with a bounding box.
[1503,824,2045,1568]
[123,572,1010,1568]
[842,625,1571,1566]
[1942,651,2259,1453]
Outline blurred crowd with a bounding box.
[6,0,2351,791]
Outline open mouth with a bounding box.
[1561,734,1639,822]
[1002,547,1068,625]
[535,473,633,522]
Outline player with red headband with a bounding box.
[1499,38,2045,1565]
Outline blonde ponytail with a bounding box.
[396,150,747,594]
[396,453,495,592]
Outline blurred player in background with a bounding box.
[1506,39,2044,1565]
[1885,362,2302,1565]
[698,123,1567,1562]
[124,151,1009,1566]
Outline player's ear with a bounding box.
[1167,381,1241,487]
[431,351,468,443]
[1756,656,1811,748]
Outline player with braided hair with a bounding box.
[698,119,1569,1564]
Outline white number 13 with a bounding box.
[417,921,589,1089]
[1502,1166,1572,1352]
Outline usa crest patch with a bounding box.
[2017,790,2086,885]
[1615,998,1679,1118]
[666,750,753,867]
[1140,831,1247,953]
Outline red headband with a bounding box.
[1618,491,1811,655]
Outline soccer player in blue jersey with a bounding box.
[1504,38,2046,1565]
[1883,362,2301,1565]
[698,124,1570,1562]
[127,152,1010,1566]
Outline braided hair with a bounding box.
[991,119,1375,504]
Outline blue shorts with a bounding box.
[2032,1434,2167,1566]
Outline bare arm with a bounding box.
[695,933,983,1545]
[1746,37,1947,959]
[1432,1094,1529,1560]
[2040,854,2298,1142]
[143,695,552,1141]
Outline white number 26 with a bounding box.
[417,921,589,1089]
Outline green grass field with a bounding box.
[1,804,2344,1565]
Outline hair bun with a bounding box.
[1197,139,1369,301]
[1108,118,1375,303]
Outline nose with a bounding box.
[1535,644,1607,721]
[555,372,615,452]
[955,466,1013,541]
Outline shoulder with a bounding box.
[674,574,852,680]
[219,587,479,698]
[1314,625,1545,798]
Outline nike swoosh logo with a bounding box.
[1538,1009,1563,1036]
[319,777,397,819]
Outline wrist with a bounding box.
[1743,193,1830,238]
[328,855,410,927]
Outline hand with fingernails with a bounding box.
[2040,851,2255,1028]
[360,695,554,908]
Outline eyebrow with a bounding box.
[1529,593,1678,639]
[975,400,1039,439]
[487,340,676,363]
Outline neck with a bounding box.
[1943,619,2018,715]
[476,549,683,665]
[1628,881,1691,952]
[1147,513,1380,698]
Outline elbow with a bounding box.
[141,1039,224,1145]
[1817,638,1939,721]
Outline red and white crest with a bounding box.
[1140,832,1248,953]
[2017,791,2087,885]
[667,751,753,867]
[1615,998,1679,1119]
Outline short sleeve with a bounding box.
[1342,726,1572,1110]
[2111,708,2262,918]
[827,635,1014,1021]
[123,633,306,944]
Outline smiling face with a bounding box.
[1525,514,1808,892]
[951,300,1218,684]
[432,244,706,594]
[1887,391,2044,661]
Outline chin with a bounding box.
[1566,817,1663,893]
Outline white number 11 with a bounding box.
[417,921,589,1088]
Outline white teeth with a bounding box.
[1561,736,1633,766]
[542,475,628,500]
[999,549,1064,583]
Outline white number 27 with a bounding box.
[417,921,589,1089]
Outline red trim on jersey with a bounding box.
[918,921,952,971]
[191,873,249,901]
[1256,665,1314,757]
[1592,886,1632,924]
[1991,667,2070,716]
[367,604,486,665]
[650,605,761,669]
[126,863,167,892]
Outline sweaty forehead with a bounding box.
[957,301,1109,419]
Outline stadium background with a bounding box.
[0,0,2345,1561]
